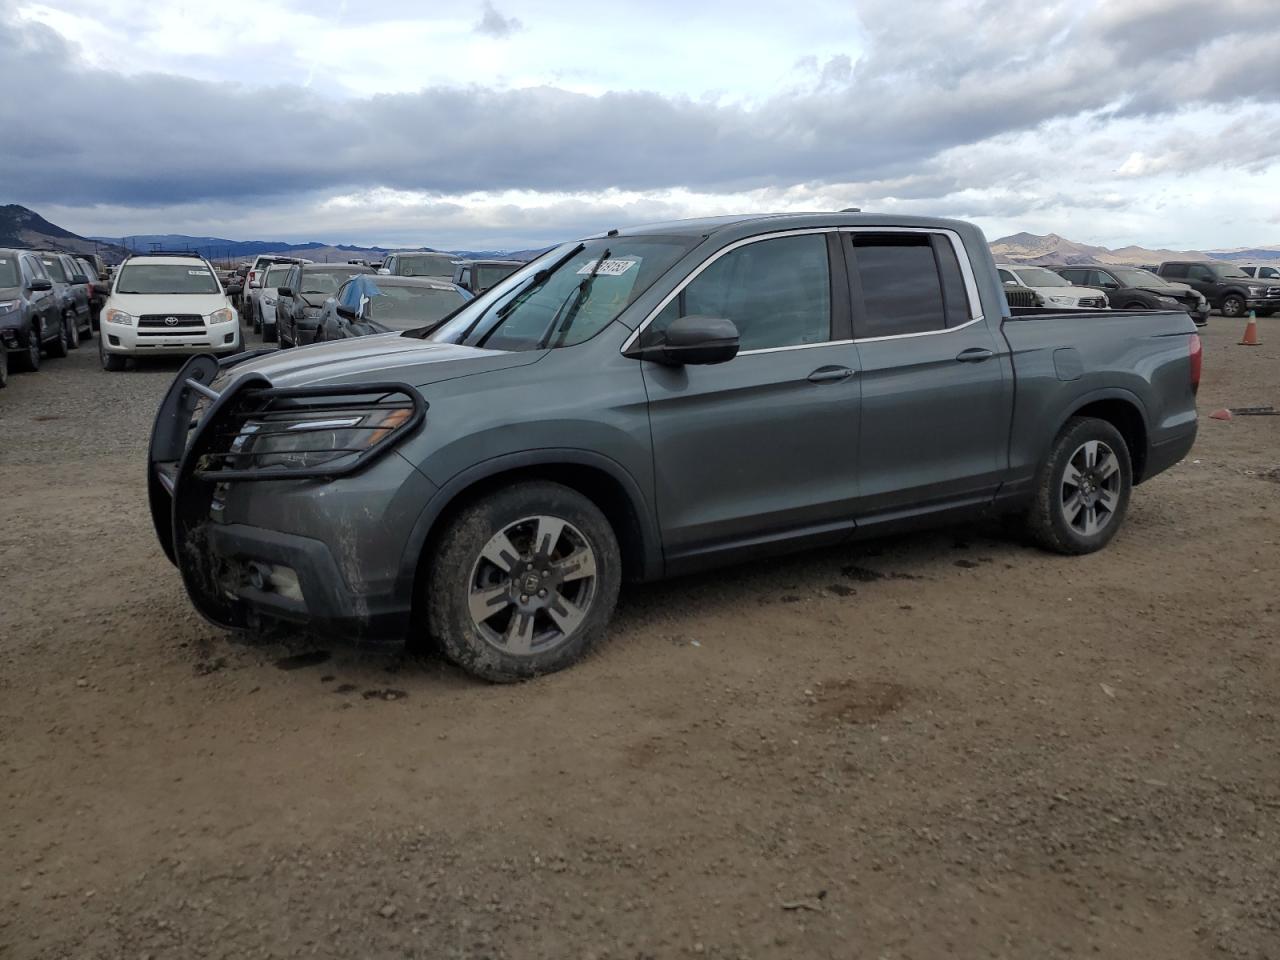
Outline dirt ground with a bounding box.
[1,318,1277,960]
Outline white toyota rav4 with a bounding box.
[99,254,242,371]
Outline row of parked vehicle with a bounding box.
[0,247,110,386]
[995,259,1280,324]
[232,251,523,348]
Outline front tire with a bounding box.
[47,318,70,358]
[99,333,126,371]
[425,481,622,682]
[18,324,41,372]
[66,313,81,350]
[1220,294,1246,318]
[1026,417,1133,555]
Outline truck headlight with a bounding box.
[1246,285,1262,296]
[233,407,414,471]
[104,308,134,326]
[0,300,17,314]
[208,307,235,324]
[1048,295,1073,305]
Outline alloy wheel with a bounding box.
[1060,440,1121,536]
[467,515,599,656]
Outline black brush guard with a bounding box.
[147,353,424,631]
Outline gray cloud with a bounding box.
[2,0,1278,219]
[474,1,522,38]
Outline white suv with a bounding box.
[99,253,242,371]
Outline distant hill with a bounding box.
[989,232,1216,267]
[0,205,129,261]
[1203,246,1280,262]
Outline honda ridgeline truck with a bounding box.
[148,213,1200,681]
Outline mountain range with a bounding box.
[4,204,1277,268]
[85,232,546,265]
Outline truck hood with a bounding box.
[219,333,541,389]
[106,292,231,316]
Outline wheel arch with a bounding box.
[398,450,663,623]
[1060,390,1150,482]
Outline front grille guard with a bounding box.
[147,353,425,572]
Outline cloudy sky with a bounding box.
[3,0,1279,251]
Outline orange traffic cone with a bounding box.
[1239,311,1261,346]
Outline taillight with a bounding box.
[1188,333,1202,393]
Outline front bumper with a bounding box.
[148,355,433,644]
[1244,297,1280,310]
[104,316,241,356]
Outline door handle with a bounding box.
[807,365,855,384]
[955,348,994,363]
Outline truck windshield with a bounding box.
[117,264,220,294]
[426,236,698,351]
[40,258,68,282]
[1211,264,1250,279]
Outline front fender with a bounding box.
[395,448,664,598]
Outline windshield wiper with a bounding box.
[493,243,586,322]
[535,248,609,349]
[469,244,588,348]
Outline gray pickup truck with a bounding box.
[149,213,1200,681]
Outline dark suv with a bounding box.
[1157,261,1280,318]
[1055,265,1208,325]
[275,263,375,347]
[0,248,67,372]
[36,252,93,346]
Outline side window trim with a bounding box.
[841,227,983,343]
[620,228,846,354]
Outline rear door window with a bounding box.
[848,233,957,338]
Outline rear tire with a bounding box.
[66,313,81,350]
[1026,417,1132,555]
[0,345,8,388]
[425,481,622,682]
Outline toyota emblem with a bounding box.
[164,316,179,326]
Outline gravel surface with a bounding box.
[1,319,1277,959]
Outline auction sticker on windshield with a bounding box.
[577,258,637,277]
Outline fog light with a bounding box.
[108,335,120,346]
[247,562,303,602]
[223,333,236,344]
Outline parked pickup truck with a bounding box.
[148,213,1200,681]
[1156,261,1280,318]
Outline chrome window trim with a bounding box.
[738,338,854,356]
[854,316,983,344]
[618,227,836,353]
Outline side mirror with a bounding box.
[93,281,110,295]
[625,315,740,366]
[226,283,244,296]
[377,268,391,275]
[276,287,293,298]
[29,278,53,292]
